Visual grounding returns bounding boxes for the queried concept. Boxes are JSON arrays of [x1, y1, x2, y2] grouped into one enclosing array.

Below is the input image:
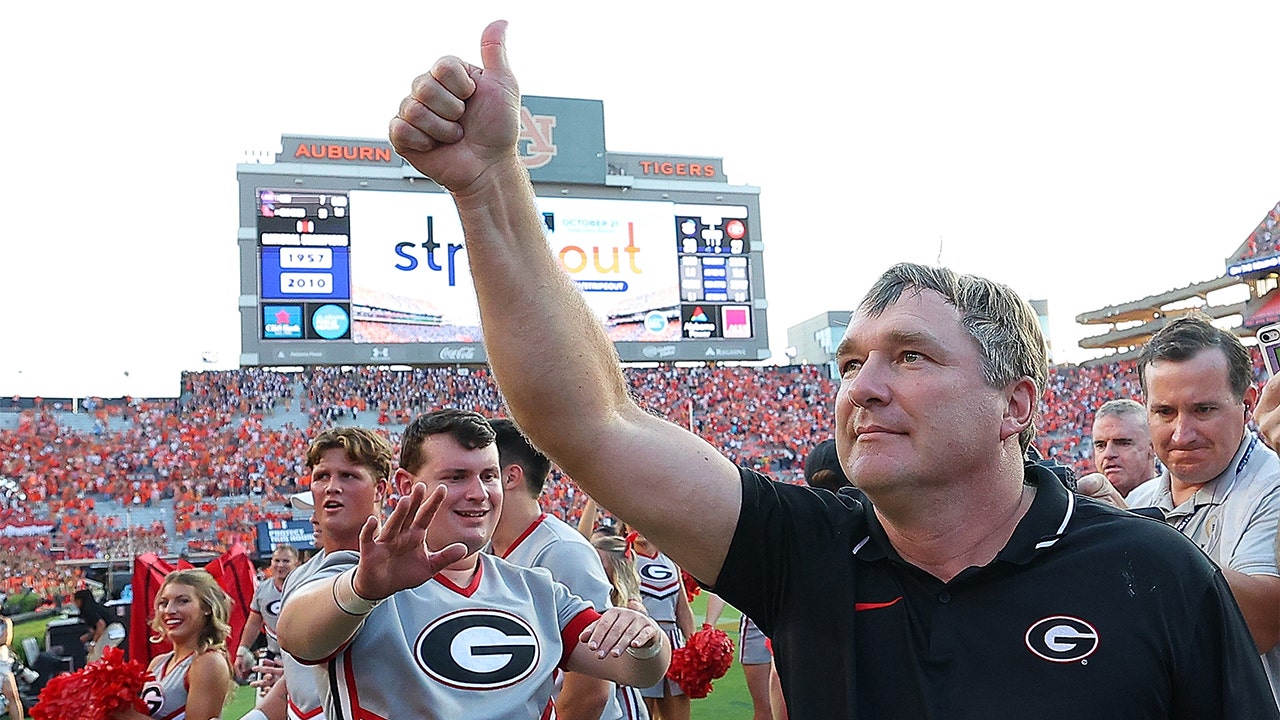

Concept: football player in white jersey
[[236, 544, 299, 679], [278, 410, 670, 720], [241, 429, 388, 720], [489, 417, 621, 720]]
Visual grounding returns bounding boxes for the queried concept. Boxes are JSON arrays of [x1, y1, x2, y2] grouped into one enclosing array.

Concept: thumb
[[480, 20, 510, 73], [432, 541, 470, 570]]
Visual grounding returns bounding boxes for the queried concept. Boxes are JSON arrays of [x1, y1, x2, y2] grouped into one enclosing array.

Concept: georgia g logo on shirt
[[141, 681, 164, 715], [1025, 616, 1099, 663], [414, 609, 541, 689], [638, 562, 680, 598]]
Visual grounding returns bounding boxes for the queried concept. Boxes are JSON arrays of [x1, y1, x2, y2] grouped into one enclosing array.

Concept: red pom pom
[[665, 626, 735, 699], [680, 568, 701, 604], [33, 646, 152, 720]]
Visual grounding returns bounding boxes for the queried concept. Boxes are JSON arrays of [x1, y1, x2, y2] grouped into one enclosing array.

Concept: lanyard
[[1173, 434, 1257, 533]]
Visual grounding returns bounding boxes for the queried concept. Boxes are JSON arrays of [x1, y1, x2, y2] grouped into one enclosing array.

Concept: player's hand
[[1075, 472, 1128, 509], [1256, 376, 1280, 451], [234, 647, 254, 677], [389, 20, 521, 196], [249, 659, 283, 690], [352, 482, 468, 599], [580, 607, 663, 659]]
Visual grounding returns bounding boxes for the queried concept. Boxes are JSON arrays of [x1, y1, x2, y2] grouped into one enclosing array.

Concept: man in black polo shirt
[[387, 20, 1277, 717]]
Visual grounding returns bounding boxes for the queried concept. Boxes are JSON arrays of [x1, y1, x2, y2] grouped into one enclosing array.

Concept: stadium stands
[[1, 353, 1270, 606]]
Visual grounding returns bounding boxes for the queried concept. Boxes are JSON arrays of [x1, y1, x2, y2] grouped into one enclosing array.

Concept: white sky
[[4, 1, 1278, 398]]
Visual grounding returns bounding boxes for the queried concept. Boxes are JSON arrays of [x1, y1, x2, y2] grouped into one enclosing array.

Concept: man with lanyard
[[1126, 313, 1280, 706], [386, 21, 1278, 717]]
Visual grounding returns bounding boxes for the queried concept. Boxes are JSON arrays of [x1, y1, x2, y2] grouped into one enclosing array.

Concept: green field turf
[[18, 591, 762, 719]]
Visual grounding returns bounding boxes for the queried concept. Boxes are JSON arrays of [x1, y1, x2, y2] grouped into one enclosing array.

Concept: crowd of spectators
[[0, 537, 85, 610], [1, 351, 1271, 607], [300, 365, 504, 427], [1236, 201, 1280, 263]]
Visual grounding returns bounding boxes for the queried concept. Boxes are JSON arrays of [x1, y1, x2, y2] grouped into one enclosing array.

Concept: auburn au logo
[[1025, 616, 1099, 663], [415, 609, 541, 689], [518, 107, 557, 169]]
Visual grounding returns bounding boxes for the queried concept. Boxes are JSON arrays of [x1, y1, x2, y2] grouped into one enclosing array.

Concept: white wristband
[[625, 638, 663, 660], [332, 568, 385, 616]]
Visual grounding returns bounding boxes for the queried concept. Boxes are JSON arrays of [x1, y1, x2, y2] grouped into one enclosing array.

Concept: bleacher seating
[[2, 352, 1270, 606]]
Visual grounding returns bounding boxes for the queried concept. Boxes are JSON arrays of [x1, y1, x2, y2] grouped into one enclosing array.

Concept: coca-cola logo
[[642, 345, 677, 359], [439, 346, 478, 361]]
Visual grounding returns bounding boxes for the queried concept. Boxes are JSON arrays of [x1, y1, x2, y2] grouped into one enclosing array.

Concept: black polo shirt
[[711, 464, 1278, 719]]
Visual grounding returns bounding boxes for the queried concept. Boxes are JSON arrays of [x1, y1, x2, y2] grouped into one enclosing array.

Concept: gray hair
[[858, 263, 1048, 453], [1093, 398, 1147, 424]]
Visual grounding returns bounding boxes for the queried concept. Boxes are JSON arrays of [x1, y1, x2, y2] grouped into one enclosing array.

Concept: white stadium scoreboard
[[238, 97, 768, 366]]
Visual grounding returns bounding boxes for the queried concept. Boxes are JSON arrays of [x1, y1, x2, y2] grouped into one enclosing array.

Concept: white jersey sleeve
[[279, 550, 329, 720]]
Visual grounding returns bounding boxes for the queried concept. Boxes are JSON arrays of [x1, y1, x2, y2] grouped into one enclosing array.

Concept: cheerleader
[[628, 531, 694, 720], [112, 569, 233, 720]]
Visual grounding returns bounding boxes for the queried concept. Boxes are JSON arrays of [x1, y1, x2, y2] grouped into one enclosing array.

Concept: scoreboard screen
[[239, 175, 767, 366]]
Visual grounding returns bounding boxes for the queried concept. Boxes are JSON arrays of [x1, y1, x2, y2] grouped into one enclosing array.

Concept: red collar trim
[[435, 560, 484, 597], [500, 514, 548, 559]]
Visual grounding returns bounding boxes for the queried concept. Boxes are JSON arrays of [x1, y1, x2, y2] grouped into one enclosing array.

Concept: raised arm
[[1258, 375, 1280, 450], [388, 20, 741, 585], [576, 495, 599, 539]]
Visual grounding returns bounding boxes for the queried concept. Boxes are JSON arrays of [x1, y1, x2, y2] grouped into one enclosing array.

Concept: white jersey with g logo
[[296, 550, 598, 720]]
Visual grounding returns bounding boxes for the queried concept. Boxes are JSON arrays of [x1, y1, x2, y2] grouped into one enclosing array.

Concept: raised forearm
[[576, 497, 599, 539], [277, 570, 374, 663], [455, 158, 632, 458]]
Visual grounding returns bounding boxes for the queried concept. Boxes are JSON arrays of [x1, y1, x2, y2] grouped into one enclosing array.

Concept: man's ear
[[1244, 384, 1260, 421], [1001, 376, 1037, 443], [503, 464, 524, 492], [391, 468, 411, 496]]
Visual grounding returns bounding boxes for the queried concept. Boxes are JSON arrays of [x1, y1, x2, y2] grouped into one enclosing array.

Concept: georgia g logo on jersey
[[638, 561, 680, 598], [141, 681, 164, 715], [414, 609, 541, 689], [267, 599, 283, 616], [1025, 616, 1099, 663]]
